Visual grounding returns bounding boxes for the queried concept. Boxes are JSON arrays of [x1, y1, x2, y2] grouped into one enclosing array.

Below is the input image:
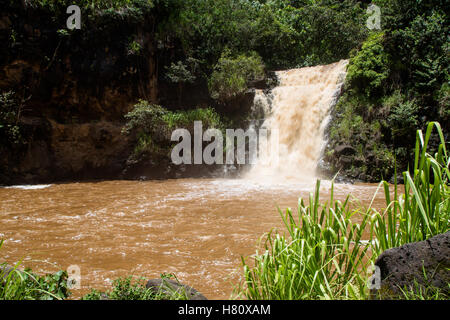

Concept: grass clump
[[237, 181, 372, 300], [371, 121, 449, 256], [397, 281, 450, 301], [82, 276, 154, 300]]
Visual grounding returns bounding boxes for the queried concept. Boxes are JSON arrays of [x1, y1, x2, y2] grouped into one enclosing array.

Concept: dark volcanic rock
[[334, 144, 356, 156], [372, 231, 450, 298], [146, 278, 207, 300]]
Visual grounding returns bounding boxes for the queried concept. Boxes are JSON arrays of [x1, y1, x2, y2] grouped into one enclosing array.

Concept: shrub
[[122, 100, 225, 158], [31, 0, 155, 11], [165, 59, 197, 85], [208, 50, 265, 102], [346, 32, 390, 96], [122, 100, 224, 137], [164, 58, 200, 107], [384, 91, 419, 140], [162, 107, 224, 130], [122, 100, 167, 136], [437, 82, 450, 121]]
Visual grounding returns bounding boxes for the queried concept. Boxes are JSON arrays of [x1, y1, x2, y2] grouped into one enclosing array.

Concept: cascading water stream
[[245, 59, 348, 182]]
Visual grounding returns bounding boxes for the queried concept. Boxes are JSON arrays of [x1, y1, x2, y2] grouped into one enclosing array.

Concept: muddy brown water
[[0, 178, 388, 299]]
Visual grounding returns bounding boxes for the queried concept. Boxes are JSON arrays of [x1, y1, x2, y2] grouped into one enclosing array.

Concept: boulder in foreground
[[372, 231, 450, 298]]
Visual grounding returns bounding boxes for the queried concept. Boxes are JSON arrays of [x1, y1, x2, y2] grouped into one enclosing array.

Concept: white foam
[[3, 184, 52, 190]]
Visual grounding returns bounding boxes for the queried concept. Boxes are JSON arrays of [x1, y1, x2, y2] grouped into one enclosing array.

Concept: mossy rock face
[[323, 90, 397, 183], [371, 231, 450, 299]]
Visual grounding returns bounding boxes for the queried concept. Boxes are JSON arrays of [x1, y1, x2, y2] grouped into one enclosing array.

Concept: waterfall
[[245, 59, 348, 181]]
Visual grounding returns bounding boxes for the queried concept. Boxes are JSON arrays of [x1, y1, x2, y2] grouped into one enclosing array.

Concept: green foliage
[[208, 50, 265, 101], [373, 0, 445, 30], [0, 91, 23, 146], [7, 0, 159, 26], [170, 0, 260, 68], [133, 132, 160, 157], [88, 276, 154, 300], [162, 108, 224, 130], [171, 0, 367, 70], [7, 0, 367, 105], [81, 288, 104, 300], [286, 1, 366, 67], [397, 280, 450, 301], [31, 0, 155, 11], [165, 58, 199, 84], [384, 91, 419, 140], [390, 11, 449, 98], [122, 100, 167, 136], [326, 92, 396, 181], [127, 39, 143, 56], [82, 274, 190, 300], [328, 0, 449, 181], [346, 32, 390, 96], [371, 122, 449, 255], [437, 83, 450, 119], [123, 100, 224, 135], [0, 269, 71, 300]]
